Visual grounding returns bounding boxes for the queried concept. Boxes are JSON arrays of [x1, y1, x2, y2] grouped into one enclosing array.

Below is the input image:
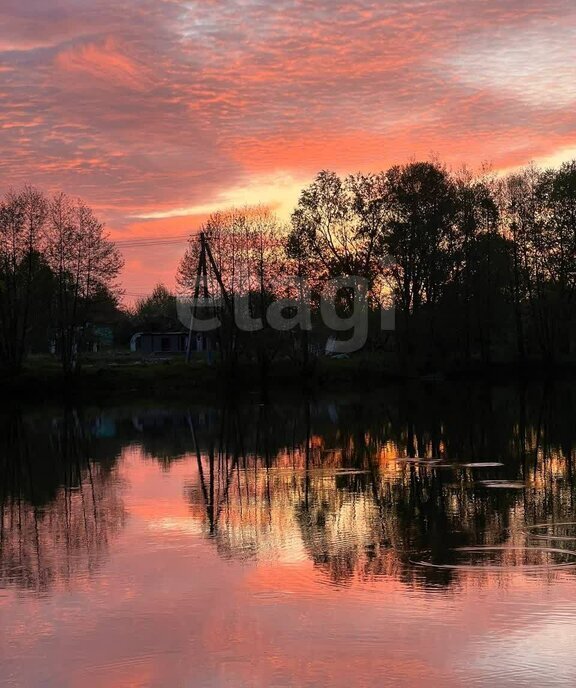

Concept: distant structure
[[49, 325, 115, 355], [130, 331, 205, 355]]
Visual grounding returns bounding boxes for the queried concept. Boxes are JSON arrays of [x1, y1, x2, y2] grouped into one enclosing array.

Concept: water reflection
[[1, 383, 576, 591], [1, 382, 576, 686], [0, 411, 125, 591], [177, 385, 576, 590]]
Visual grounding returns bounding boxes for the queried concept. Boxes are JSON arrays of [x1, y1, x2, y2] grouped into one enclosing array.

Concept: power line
[[116, 238, 189, 245], [112, 232, 199, 248], [114, 232, 192, 242]]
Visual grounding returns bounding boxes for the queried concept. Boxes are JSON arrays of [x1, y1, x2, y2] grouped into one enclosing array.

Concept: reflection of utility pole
[[187, 412, 212, 532], [188, 407, 245, 537]]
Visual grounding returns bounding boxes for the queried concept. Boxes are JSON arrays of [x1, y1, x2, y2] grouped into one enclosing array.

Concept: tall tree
[[502, 167, 551, 359], [287, 170, 384, 292], [452, 172, 504, 363], [0, 186, 50, 372], [45, 194, 123, 372], [378, 162, 458, 366], [539, 162, 576, 358]]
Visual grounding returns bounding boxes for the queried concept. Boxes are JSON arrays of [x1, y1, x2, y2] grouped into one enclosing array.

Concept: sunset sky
[[2, 0, 575, 300]]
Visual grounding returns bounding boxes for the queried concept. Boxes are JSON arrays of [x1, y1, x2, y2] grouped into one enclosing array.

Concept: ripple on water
[[410, 546, 576, 571], [477, 480, 525, 489], [462, 462, 505, 468], [525, 522, 576, 542]]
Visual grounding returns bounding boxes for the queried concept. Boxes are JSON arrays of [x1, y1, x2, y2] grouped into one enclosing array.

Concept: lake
[[1, 382, 576, 687]]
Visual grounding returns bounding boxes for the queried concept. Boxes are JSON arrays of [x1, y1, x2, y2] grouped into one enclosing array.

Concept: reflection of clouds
[[459, 611, 576, 685], [1, 385, 575, 597], [147, 516, 203, 537], [0, 394, 575, 687]]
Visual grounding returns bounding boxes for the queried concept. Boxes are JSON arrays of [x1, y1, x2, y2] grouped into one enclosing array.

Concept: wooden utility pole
[[185, 233, 206, 362], [185, 232, 237, 364]]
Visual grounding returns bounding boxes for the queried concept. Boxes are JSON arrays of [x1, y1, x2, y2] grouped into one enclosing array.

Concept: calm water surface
[[2, 383, 576, 687]]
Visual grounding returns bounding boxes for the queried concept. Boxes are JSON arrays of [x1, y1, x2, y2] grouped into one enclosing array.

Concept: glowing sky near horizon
[[1, 0, 576, 299]]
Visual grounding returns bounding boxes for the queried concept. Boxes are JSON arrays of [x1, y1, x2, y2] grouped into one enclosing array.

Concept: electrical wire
[[111, 231, 202, 248]]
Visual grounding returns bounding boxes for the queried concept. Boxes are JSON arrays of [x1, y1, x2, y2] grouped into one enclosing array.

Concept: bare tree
[[45, 194, 123, 372], [178, 207, 285, 297], [177, 207, 287, 372], [0, 186, 49, 372]]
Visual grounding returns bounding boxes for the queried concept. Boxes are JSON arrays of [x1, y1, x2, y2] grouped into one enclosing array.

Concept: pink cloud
[[55, 38, 153, 91], [1, 0, 575, 295]]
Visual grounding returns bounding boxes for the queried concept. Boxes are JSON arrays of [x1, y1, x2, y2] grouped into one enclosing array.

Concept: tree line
[[177, 160, 576, 371], [2, 158, 575, 376], [0, 187, 123, 373]]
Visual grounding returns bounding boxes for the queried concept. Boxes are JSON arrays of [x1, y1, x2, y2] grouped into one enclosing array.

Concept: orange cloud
[[1, 0, 576, 296], [55, 38, 152, 90]]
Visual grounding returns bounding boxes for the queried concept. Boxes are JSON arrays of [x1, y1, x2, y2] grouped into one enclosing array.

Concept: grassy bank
[[2, 352, 576, 407], [2, 356, 393, 404]]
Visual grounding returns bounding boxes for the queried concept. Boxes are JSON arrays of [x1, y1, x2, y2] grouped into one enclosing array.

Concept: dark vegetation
[[2, 159, 576, 399], [177, 160, 576, 380]]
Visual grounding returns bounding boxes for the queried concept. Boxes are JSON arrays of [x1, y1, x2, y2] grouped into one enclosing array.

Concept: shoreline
[[2, 356, 575, 406]]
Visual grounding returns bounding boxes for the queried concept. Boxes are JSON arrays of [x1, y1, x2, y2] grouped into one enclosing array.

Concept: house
[[130, 331, 206, 355], [130, 331, 187, 355]]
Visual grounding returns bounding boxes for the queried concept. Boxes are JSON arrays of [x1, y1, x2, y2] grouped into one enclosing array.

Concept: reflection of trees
[[0, 411, 126, 591], [1, 382, 574, 592], [186, 382, 576, 589]]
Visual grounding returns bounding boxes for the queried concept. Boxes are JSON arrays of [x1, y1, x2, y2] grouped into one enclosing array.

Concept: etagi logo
[[177, 276, 395, 354]]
